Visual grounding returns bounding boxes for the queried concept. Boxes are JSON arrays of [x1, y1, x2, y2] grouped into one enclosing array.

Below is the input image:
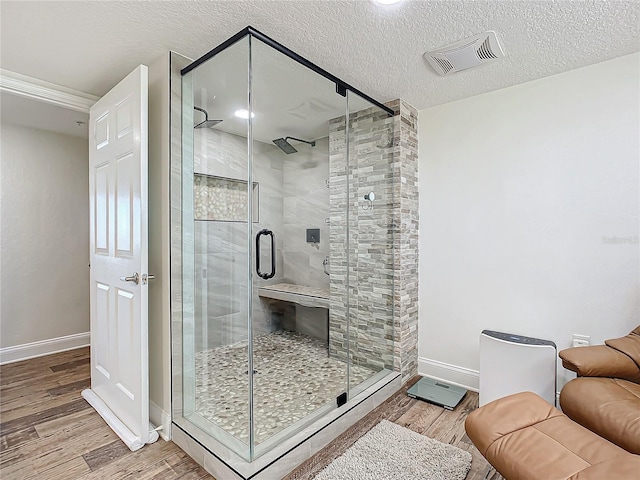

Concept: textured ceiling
[[1, 1, 638, 110]]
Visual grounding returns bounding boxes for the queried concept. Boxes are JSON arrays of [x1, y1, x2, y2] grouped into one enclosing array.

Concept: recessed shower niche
[[173, 27, 399, 478], [193, 173, 259, 222]]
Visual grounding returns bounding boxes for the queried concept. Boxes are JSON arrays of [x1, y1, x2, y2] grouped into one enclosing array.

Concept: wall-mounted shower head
[[273, 138, 297, 154], [272, 136, 316, 154], [194, 106, 223, 129]]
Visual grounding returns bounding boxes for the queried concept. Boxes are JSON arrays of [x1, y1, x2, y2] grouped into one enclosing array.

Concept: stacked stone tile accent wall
[[388, 99, 419, 384], [327, 118, 349, 364], [328, 106, 396, 374], [328, 99, 419, 384]]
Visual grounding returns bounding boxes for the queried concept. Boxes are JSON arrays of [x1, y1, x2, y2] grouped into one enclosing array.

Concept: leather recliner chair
[[465, 326, 640, 479]]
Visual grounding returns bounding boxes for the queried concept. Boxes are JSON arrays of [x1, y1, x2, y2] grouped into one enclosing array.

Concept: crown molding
[[0, 69, 99, 113]]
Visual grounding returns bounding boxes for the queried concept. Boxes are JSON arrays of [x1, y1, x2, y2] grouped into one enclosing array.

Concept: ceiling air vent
[[424, 31, 504, 76]]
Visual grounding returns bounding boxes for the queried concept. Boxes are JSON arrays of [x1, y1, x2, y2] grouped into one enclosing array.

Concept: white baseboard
[[0, 332, 90, 365], [418, 356, 480, 392], [150, 400, 172, 441]]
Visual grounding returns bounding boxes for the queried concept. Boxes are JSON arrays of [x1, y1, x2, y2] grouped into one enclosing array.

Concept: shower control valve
[[363, 191, 376, 211]]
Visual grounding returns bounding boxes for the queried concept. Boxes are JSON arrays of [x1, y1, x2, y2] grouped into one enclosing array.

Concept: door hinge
[[337, 392, 347, 407]]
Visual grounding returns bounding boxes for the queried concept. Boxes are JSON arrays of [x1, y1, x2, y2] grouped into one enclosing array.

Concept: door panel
[[95, 163, 110, 253], [95, 282, 111, 379], [116, 152, 135, 256], [88, 65, 149, 447], [95, 112, 110, 149], [116, 286, 135, 399], [116, 96, 133, 138]]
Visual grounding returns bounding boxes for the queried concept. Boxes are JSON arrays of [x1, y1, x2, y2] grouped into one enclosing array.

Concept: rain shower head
[[272, 136, 316, 154], [194, 106, 223, 129], [273, 138, 297, 154]]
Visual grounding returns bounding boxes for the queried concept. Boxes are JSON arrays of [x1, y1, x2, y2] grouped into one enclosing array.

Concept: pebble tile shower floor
[[194, 330, 374, 444]]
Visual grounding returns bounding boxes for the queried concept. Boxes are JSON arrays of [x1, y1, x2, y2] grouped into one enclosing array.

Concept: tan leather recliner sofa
[[559, 326, 640, 455], [465, 327, 640, 479]]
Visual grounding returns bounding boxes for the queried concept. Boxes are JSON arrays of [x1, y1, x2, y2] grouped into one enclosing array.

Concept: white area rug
[[314, 420, 472, 480]]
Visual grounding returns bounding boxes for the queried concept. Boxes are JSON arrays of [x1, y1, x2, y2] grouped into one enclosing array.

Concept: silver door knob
[[142, 274, 155, 284], [120, 273, 139, 285]]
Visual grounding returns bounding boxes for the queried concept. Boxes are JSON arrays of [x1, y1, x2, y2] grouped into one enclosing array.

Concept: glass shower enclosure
[[175, 27, 396, 462]]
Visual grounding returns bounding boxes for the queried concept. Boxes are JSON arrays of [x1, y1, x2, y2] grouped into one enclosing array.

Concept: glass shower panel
[[181, 36, 252, 458], [249, 37, 348, 452], [345, 91, 395, 394], [177, 27, 399, 465]]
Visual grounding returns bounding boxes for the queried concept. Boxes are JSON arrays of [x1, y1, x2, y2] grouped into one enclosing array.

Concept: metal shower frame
[[181, 26, 394, 116]]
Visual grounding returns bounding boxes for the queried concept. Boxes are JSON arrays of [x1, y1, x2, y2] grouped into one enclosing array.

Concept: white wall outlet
[[572, 334, 590, 348]]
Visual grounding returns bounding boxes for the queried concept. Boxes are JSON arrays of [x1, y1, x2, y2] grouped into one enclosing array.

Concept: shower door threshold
[[172, 370, 401, 480]]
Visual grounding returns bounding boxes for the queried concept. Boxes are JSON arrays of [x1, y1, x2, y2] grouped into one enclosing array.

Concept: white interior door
[[88, 65, 150, 448]]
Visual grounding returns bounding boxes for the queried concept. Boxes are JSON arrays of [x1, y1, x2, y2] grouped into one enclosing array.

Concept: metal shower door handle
[[256, 229, 276, 279]]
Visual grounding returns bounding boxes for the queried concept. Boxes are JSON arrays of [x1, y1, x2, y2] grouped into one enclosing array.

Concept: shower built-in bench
[[258, 283, 329, 340], [257, 283, 329, 308]]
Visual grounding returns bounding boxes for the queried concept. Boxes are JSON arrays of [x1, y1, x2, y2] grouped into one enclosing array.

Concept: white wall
[[148, 52, 172, 435], [0, 123, 89, 353], [418, 53, 640, 391]]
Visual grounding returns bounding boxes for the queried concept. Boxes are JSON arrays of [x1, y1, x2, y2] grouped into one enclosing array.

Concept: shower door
[[249, 39, 349, 455]]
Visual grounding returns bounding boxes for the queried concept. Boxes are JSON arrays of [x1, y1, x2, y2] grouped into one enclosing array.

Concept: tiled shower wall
[[328, 100, 419, 382], [193, 130, 285, 350], [328, 107, 396, 373], [282, 137, 330, 290], [388, 99, 419, 383], [281, 137, 330, 339], [191, 130, 331, 350]]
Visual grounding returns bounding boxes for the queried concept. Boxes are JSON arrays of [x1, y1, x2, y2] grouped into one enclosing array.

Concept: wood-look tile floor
[[0, 348, 501, 480]]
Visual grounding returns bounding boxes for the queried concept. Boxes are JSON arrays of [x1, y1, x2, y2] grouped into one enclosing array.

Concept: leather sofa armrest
[[559, 345, 640, 381], [606, 329, 640, 368], [465, 391, 561, 455]]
